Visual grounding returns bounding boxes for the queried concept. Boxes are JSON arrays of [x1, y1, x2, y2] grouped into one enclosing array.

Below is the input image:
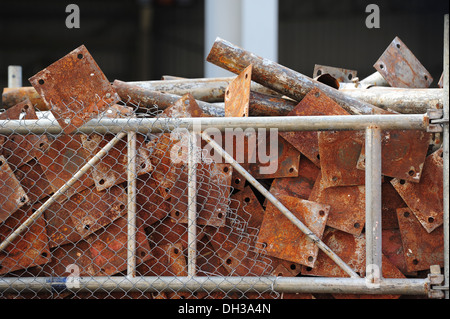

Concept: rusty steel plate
[[318, 130, 366, 188], [0, 156, 29, 223], [14, 159, 53, 204], [309, 172, 365, 236], [35, 134, 95, 203], [256, 194, 330, 267], [81, 133, 153, 191], [146, 217, 206, 250], [302, 227, 365, 277], [244, 132, 301, 179], [357, 130, 431, 183], [268, 156, 320, 206], [29, 45, 120, 134], [0, 99, 50, 170], [42, 184, 127, 248], [381, 181, 405, 230], [0, 206, 51, 275], [391, 149, 443, 233], [170, 163, 232, 227], [396, 207, 444, 272], [206, 226, 273, 276], [149, 94, 206, 199], [136, 173, 171, 228], [230, 186, 265, 231], [382, 229, 410, 275], [313, 65, 358, 83], [374, 37, 433, 88], [87, 216, 152, 276], [225, 64, 252, 117], [279, 88, 349, 168]]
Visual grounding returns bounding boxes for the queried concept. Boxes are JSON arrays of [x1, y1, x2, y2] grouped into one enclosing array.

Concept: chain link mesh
[[0, 98, 291, 300]]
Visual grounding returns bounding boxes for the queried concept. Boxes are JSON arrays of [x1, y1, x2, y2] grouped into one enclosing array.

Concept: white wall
[[204, 0, 278, 78]]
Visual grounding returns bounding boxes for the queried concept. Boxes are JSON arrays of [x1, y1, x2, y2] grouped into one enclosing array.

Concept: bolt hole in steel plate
[[396, 207, 444, 273], [0, 206, 51, 275], [28, 45, 120, 134], [313, 65, 358, 84], [374, 37, 433, 88], [391, 148, 443, 233], [256, 194, 330, 267], [0, 155, 30, 223]]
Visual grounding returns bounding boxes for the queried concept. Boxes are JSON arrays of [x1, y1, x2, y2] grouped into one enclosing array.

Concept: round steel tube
[[0, 114, 428, 135]]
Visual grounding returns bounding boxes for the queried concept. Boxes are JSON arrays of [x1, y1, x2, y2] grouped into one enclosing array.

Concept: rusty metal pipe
[[340, 87, 443, 114], [201, 131, 360, 279], [0, 132, 127, 252], [206, 37, 386, 115], [127, 77, 279, 103]]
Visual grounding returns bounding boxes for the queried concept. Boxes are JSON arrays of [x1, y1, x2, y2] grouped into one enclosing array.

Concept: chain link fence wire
[[0, 97, 291, 300]]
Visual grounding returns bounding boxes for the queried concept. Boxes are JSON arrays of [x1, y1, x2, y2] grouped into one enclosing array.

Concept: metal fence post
[[127, 130, 137, 278], [365, 126, 383, 284], [8, 65, 22, 88]]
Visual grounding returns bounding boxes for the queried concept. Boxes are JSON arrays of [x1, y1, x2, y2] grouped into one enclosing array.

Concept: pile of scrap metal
[[0, 35, 445, 299]]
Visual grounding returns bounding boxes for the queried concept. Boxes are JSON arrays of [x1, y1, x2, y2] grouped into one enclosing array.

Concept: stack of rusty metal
[[0, 35, 445, 299]]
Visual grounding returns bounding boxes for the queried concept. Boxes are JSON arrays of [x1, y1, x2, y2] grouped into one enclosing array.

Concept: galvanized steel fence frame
[[0, 15, 448, 300]]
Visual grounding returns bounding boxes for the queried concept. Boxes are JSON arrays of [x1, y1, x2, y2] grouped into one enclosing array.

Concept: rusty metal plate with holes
[[244, 133, 301, 179], [136, 173, 171, 228], [256, 194, 330, 267], [332, 255, 405, 299], [29, 45, 120, 134], [269, 156, 320, 204], [42, 184, 127, 248], [382, 229, 410, 275], [0, 156, 29, 223], [81, 133, 152, 192], [357, 130, 431, 183], [14, 159, 53, 204], [309, 172, 365, 236], [279, 88, 349, 168], [206, 226, 273, 276], [0, 99, 50, 170], [302, 227, 365, 277], [87, 216, 152, 276], [374, 37, 433, 88], [396, 207, 444, 272], [230, 186, 265, 231], [35, 134, 95, 203], [318, 130, 366, 188], [313, 65, 357, 83], [225, 64, 252, 117], [391, 148, 443, 233], [231, 170, 246, 191], [0, 207, 51, 275], [170, 163, 232, 227]]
